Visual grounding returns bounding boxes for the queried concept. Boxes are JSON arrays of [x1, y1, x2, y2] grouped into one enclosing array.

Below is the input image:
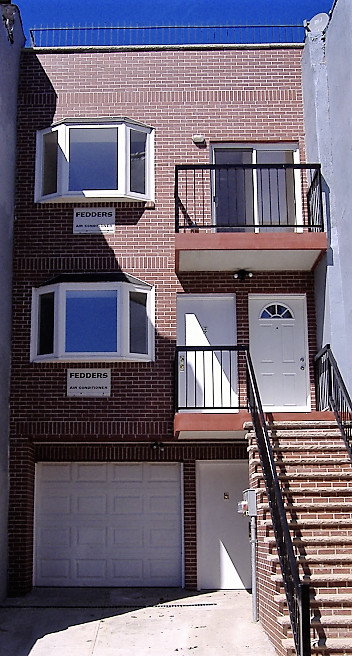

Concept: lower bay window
[[31, 274, 154, 362]]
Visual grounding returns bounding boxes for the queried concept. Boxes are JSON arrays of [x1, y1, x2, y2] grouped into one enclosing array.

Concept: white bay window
[[35, 118, 154, 203], [31, 274, 155, 362]]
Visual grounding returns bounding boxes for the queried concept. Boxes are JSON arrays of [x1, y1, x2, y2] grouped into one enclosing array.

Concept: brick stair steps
[[282, 637, 352, 654], [263, 517, 352, 527], [247, 419, 352, 656], [253, 471, 352, 481], [279, 614, 352, 629], [268, 553, 352, 564], [274, 592, 352, 606]]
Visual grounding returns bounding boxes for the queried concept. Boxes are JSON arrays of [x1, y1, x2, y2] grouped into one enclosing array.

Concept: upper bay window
[[31, 273, 155, 362], [35, 118, 154, 203]]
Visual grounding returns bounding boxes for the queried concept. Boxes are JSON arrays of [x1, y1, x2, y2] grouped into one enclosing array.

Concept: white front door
[[197, 461, 251, 590], [249, 295, 310, 411], [34, 462, 183, 586], [176, 295, 237, 411]]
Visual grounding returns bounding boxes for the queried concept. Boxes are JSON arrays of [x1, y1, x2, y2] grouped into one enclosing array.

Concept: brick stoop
[[246, 420, 352, 656]]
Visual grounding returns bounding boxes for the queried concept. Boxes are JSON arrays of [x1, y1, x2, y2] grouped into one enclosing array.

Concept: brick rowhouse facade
[[10, 41, 318, 619]]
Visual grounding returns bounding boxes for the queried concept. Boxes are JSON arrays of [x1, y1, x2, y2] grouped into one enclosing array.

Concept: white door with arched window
[[249, 295, 310, 411]]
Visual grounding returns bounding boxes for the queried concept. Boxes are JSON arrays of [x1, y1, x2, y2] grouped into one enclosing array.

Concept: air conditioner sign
[[73, 208, 115, 234], [67, 369, 111, 397]]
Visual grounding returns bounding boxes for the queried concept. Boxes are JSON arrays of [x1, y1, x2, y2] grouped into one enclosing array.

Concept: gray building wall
[[302, 0, 352, 392], [0, 3, 25, 599]]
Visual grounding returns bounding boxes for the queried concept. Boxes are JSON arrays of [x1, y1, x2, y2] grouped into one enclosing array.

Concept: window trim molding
[[34, 118, 155, 204], [30, 280, 155, 363]]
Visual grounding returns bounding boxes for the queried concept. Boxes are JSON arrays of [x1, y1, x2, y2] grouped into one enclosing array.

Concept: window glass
[[42, 131, 58, 196], [65, 290, 118, 352], [130, 130, 146, 194], [129, 291, 148, 354], [260, 304, 293, 319], [69, 128, 118, 191], [38, 292, 55, 355]]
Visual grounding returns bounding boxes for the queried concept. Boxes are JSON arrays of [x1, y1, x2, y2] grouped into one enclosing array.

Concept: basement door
[[249, 295, 310, 412], [34, 462, 183, 586], [176, 294, 238, 411], [197, 461, 251, 590]]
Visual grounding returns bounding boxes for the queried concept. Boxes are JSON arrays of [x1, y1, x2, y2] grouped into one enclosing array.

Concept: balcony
[[175, 163, 327, 272], [174, 345, 251, 436]]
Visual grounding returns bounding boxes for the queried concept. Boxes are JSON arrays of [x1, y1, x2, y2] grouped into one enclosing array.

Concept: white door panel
[[177, 295, 237, 411], [197, 461, 251, 589], [34, 462, 182, 587], [249, 295, 310, 411]]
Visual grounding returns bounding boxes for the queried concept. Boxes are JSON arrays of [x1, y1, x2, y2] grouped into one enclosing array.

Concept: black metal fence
[[175, 164, 323, 233], [314, 344, 352, 461], [29, 24, 305, 48], [175, 345, 247, 411]]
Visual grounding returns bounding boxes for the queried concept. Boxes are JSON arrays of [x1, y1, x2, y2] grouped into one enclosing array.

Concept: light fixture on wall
[[192, 134, 206, 147], [151, 441, 165, 452], [233, 269, 253, 282]]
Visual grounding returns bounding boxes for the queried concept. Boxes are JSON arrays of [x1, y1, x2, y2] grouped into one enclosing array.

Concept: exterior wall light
[[192, 134, 206, 146], [233, 270, 253, 281]]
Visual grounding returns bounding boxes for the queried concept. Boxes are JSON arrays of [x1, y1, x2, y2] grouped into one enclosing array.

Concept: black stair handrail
[[314, 344, 352, 461], [245, 350, 311, 656]]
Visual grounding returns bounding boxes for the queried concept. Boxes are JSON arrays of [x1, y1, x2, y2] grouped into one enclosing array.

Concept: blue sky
[[18, 0, 333, 43]]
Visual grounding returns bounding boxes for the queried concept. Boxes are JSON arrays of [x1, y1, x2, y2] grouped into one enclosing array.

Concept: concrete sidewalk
[[0, 588, 277, 656]]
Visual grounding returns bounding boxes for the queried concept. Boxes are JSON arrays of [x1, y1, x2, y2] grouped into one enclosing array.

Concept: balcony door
[[176, 294, 238, 412], [212, 144, 301, 231]]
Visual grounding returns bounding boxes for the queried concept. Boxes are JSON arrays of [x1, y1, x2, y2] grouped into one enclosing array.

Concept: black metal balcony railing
[[175, 344, 311, 656], [175, 345, 246, 411], [314, 344, 352, 462], [175, 163, 323, 233]]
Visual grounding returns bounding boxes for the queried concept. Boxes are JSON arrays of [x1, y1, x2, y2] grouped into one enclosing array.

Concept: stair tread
[[272, 573, 352, 583], [263, 518, 352, 526], [275, 592, 352, 603], [282, 637, 352, 649], [268, 553, 352, 563], [265, 535, 352, 544], [278, 615, 352, 626]]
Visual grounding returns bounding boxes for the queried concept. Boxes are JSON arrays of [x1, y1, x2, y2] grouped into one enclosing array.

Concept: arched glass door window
[[260, 303, 294, 319]]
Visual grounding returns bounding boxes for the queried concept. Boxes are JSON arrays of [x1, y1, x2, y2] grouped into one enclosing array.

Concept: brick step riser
[[270, 563, 352, 577], [256, 489, 352, 503]]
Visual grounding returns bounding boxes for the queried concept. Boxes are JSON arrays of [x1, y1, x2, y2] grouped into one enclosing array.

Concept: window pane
[[69, 128, 118, 191], [38, 292, 54, 355], [42, 131, 58, 196], [129, 292, 148, 354], [130, 130, 146, 194], [65, 290, 117, 353]]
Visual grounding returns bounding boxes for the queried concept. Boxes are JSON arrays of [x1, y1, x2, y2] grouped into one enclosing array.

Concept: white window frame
[[30, 281, 155, 362], [35, 118, 155, 203], [210, 142, 302, 232]]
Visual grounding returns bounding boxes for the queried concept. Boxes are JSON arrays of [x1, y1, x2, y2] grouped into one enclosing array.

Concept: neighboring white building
[[302, 0, 352, 392], [0, 1, 25, 599]]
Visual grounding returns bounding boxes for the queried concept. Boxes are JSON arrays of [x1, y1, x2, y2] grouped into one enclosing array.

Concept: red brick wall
[[9, 44, 309, 594]]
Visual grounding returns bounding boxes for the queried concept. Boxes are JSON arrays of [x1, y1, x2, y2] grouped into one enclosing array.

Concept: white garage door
[[34, 462, 183, 587]]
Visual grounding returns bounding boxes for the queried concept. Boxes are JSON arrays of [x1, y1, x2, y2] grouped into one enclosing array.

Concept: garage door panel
[[76, 463, 108, 482], [111, 463, 144, 482], [39, 464, 72, 482], [34, 462, 182, 587], [112, 495, 144, 514], [76, 494, 107, 514], [40, 495, 71, 515]]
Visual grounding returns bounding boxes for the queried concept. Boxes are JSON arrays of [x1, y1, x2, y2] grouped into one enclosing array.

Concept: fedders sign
[[73, 208, 115, 234], [67, 369, 111, 397]]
